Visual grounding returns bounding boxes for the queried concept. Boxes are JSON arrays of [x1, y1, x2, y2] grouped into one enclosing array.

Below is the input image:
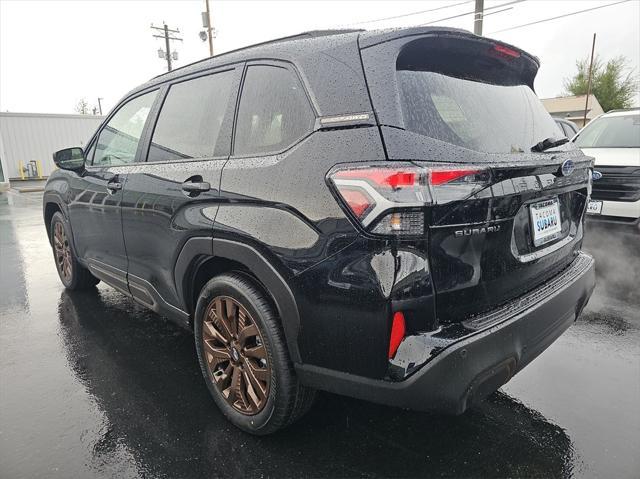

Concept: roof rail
[[152, 29, 363, 80]]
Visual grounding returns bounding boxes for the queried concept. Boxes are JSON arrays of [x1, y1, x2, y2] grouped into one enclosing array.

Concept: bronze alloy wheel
[[202, 296, 270, 415], [53, 221, 72, 282]]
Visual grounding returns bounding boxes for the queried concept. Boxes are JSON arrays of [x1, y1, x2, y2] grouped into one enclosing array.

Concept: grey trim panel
[[86, 259, 130, 296], [86, 259, 190, 327], [128, 272, 190, 326]]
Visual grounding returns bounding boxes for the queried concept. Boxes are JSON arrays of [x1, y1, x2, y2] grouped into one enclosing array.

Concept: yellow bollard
[[36, 160, 43, 179], [18, 161, 25, 180]]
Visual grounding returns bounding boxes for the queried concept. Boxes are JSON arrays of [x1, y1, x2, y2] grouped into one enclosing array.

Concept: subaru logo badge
[[560, 159, 575, 177], [592, 170, 603, 181]]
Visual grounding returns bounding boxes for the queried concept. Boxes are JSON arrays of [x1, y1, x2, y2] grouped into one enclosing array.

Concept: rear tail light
[[328, 163, 490, 235], [430, 168, 484, 185], [388, 311, 406, 359], [371, 211, 424, 236], [339, 188, 374, 218], [492, 44, 521, 59]]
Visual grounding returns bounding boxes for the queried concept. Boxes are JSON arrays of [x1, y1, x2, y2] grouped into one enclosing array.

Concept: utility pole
[[583, 33, 597, 127], [151, 22, 183, 72], [97, 97, 103, 116], [474, 0, 484, 36], [205, 0, 214, 57]]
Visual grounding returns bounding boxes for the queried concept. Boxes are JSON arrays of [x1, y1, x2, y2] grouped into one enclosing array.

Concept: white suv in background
[[574, 109, 640, 227]]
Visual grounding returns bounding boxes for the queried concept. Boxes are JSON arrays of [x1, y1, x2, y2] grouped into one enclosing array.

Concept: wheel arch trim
[[42, 194, 84, 264], [175, 237, 302, 363], [42, 193, 67, 238]]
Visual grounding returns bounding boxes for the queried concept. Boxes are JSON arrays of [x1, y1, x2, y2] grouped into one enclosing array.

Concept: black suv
[[44, 27, 596, 434]]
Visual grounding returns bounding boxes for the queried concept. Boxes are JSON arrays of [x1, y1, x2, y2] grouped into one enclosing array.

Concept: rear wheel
[[194, 273, 315, 434], [50, 212, 99, 290]]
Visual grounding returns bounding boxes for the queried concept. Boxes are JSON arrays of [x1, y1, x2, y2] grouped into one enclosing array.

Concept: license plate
[[530, 198, 562, 247], [587, 200, 603, 215]]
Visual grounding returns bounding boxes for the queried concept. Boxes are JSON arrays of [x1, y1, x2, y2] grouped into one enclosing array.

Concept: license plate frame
[[530, 197, 562, 247], [586, 199, 603, 215]]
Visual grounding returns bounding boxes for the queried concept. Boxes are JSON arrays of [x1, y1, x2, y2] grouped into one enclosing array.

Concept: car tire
[[194, 272, 315, 435], [50, 212, 100, 290]]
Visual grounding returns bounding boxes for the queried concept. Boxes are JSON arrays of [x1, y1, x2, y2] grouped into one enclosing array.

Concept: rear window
[[396, 37, 561, 154], [574, 114, 640, 148], [398, 72, 561, 154]]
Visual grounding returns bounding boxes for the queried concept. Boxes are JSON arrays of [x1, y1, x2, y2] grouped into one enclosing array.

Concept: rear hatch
[[358, 29, 593, 323]]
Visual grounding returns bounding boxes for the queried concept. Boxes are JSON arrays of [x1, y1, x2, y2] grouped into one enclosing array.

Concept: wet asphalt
[[0, 190, 638, 479]]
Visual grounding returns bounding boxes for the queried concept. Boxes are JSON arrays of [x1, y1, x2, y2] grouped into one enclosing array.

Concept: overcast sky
[[1, 0, 638, 115]]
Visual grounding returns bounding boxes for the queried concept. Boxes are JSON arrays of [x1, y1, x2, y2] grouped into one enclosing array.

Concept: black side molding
[[175, 237, 302, 362]]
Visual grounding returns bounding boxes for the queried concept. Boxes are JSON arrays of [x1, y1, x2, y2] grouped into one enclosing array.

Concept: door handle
[[181, 180, 211, 193]]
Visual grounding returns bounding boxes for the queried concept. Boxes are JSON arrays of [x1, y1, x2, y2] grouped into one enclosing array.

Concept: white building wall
[[0, 112, 103, 179]]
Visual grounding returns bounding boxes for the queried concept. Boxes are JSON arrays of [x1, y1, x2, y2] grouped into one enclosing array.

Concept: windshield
[[574, 114, 640, 148], [398, 71, 563, 154]]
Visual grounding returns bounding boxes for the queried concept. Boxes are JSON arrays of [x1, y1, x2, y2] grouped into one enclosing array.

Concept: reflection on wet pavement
[[1, 191, 638, 478]]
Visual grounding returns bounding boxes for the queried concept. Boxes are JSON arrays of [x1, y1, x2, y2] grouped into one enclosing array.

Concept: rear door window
[[148, 70, 235, 162], [234, 65, 314, 156]]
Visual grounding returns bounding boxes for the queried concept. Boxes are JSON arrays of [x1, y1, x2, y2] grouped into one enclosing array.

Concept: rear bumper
[[296, 252, 595, 414]]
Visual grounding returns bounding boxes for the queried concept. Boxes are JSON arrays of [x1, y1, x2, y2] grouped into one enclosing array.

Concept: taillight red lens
[[388, 311, 406, 359], [340, 188, 373, 218], [492, 44, 521, 58], [430, 168, 483, 185], [333, 168, 418, 189]]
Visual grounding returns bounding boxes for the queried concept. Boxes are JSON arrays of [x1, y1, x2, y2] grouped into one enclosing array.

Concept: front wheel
[[194, 273, 315, 435], [50, 212, 99, 290]]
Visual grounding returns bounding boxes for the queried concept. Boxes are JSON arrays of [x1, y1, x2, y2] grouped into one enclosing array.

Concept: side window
[[93, 91, 157, 166], [234, 65, 314, 156], [563, 122, 576, 138], [148, 70, 234, 162]]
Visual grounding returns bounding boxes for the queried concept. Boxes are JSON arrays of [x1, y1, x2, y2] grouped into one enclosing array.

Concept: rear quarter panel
[[216, 127, 388, 373]]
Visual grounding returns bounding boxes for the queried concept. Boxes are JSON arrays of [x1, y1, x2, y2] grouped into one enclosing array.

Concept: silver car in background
[[574, 109, 640, 227]]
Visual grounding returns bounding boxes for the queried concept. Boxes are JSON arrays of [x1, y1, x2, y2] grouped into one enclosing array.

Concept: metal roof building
[[0, 112, 103, 181]]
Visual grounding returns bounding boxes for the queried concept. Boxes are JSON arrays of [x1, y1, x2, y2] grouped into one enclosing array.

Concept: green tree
[[563, 55, 638, 112]]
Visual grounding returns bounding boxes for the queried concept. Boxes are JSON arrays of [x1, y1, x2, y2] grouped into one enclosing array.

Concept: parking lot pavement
[[1, 190, 638, 479]]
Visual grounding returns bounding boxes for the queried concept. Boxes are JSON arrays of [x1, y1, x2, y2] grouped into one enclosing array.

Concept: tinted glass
[[398, 71, 560, 154], [574, 114, 640, 148], [234, 65, 314, 156], [148, 70, 234, 162], [93, 91, 157, 166]]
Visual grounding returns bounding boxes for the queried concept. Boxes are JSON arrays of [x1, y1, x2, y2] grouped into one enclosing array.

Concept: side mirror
[[53, 147, 85, 171]]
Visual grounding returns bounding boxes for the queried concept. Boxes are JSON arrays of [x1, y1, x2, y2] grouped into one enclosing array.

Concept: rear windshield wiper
[[531, 137, 569, 152]]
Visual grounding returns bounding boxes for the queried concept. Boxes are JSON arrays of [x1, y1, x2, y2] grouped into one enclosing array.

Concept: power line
[[483, 6, 515, 18], [345, 0, 472, 27], [489, 0, 632, 34], [419, 0, 525, 26]]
